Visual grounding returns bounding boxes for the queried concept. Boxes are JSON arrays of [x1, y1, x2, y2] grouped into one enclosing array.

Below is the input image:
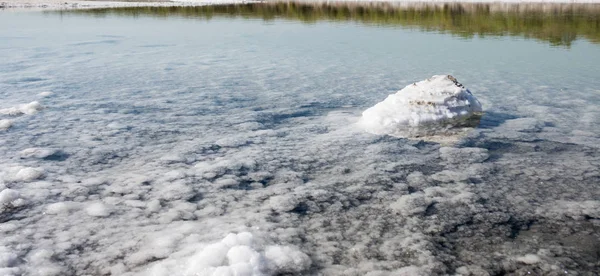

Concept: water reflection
[[54, 1, 600, 47]]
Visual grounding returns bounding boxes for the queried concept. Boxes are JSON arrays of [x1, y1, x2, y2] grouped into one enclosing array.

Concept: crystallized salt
[[85, 202, 111, 217], [516, 254, 541, 264], [0, 119, 12, 131], [39, 91, 54, 97], [0, 189, 20, 206], [14, 167, 45, 182], [19, 148, 60, 159], [147, 232, 311, 276], [0, 101, 43, 116], [359, 75, 482, 138], [45, 202, 81, 215]]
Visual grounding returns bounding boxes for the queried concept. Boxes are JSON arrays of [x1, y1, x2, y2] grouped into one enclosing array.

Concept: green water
[[58, 1, 600, 47]]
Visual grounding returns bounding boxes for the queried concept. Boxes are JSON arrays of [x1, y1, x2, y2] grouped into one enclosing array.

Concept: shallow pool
[[1, 2, 599, 275]]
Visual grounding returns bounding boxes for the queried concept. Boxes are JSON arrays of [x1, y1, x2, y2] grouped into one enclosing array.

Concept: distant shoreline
[[0, 0, 247, 10], [2, 0, 600, 11]]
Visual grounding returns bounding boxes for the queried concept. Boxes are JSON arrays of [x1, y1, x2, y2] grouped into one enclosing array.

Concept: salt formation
[[0, 119, 12, 131], [146, 232, 311, 276], [39, 91, 54, 97], [359, 75, 482, 138], [0, 189, 21, 207], [0, 101, 43, 116]]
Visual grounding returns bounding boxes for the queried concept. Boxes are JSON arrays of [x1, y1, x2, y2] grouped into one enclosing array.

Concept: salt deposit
[[359, 75, 482, 138], [14, 167, 45, 182], [0, 246, 19, 276], [0, 189, 20, 206], [38, 91, 54, 97], [144, 232, 311, 276], [0, 101, 43, 116], [19, 148, 60, 159], [516, 254, 542, 264], [45, 202, 81, 214], [0, 120, 12, 131], [85, 202, 112, 217]]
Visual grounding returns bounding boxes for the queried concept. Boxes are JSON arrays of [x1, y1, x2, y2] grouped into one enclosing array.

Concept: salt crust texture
[[146, 232, 311, 276], [359, 75, 482, 138], [1, 94, 597, 275]]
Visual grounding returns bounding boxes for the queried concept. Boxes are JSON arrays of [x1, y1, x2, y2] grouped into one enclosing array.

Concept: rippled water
[[1, 2, 599, 276]]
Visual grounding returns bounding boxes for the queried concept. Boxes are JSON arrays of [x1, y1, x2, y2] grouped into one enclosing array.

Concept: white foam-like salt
[[0, 250, 18, 268], [39, 91, 54, 97], [359, 75, 482, 137], [14, 167, 45, 182], [0, 189, 20, 206], [0, 246, 19, 275], [146, 232, 310, 276], [0, 120, 12, 131], [516, 254, 542, 264], [0, 101, 43, 116], [26, 249, 65, 276], [45, 202, 81, 215], [263, 245, 312, 273], [85, 202, 111, 217], [19, 148, 59, 159]]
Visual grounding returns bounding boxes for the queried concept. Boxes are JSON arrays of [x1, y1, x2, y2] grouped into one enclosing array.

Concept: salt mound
[[359, 75, 482, 138]]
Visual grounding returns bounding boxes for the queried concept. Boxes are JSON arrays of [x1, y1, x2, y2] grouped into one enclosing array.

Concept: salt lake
[[1, 2, 599, 275]]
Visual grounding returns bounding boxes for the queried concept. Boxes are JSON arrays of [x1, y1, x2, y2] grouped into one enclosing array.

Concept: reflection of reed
[[56, 1, 600, 47]]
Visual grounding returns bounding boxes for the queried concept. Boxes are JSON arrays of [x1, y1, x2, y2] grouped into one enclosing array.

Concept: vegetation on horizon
[[57, 2, 600, 47]]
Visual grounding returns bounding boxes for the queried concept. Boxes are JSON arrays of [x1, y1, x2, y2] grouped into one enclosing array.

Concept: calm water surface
[[0, 3, 599, 276]]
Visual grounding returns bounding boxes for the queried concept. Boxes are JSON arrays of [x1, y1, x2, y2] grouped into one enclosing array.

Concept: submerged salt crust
[[1, 9, 599, 276], [359, 75, 482, 138]]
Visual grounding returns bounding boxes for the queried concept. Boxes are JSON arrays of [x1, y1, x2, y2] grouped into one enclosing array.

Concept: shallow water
[[1, 2, 600, 276]]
